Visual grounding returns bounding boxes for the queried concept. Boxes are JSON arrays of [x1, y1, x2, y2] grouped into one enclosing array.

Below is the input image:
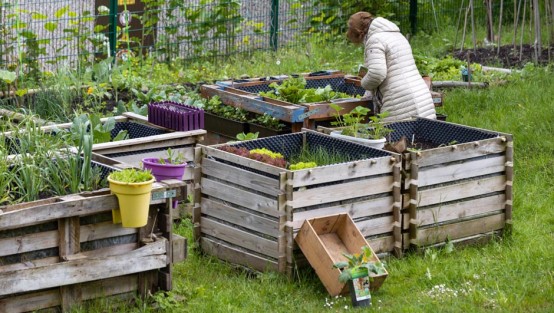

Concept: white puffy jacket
[[360, 17, 436, 122]]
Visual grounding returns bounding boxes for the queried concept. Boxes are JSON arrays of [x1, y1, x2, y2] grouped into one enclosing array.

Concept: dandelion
[[276, 59, 281, 65], [87, 86, 94, 95]]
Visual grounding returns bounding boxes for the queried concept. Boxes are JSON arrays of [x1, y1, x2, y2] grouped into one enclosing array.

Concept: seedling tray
[[147, 101, 204, 131]]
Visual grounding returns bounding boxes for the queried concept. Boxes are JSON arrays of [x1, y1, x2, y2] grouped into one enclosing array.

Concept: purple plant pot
[[142, 157, 187, 207]]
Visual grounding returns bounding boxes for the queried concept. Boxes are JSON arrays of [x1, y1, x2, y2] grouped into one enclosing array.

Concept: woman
[[347, 12, 436, 122]]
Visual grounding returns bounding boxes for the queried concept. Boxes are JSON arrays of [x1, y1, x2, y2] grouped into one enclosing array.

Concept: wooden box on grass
[[195, 131, 402, 276], [0, 180, 187, 312], [295, 213, 388, 296]]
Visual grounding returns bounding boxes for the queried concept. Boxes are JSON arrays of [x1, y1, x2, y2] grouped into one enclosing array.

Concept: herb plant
[[158, 148, 186, 165], [109, 168, 154, 183], [333, 246, 387, 283]]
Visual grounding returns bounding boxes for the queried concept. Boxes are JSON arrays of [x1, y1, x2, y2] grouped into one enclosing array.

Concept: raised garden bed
[[200, 71, 371, 132], [194, 131, 402, 275], [318, 118, 513, 250], [0, 180, 187, 312]]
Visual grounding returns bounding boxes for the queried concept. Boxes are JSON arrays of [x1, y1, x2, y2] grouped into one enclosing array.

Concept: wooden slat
[[80, 221, 138, 243], [92, 131, 205, 155], [0, 289, 60, 313], [403, 194, 506, 230], [301, 99, 371, 119], [0, 239, 167, 296], [201, 237, 279, 272], [0, 230, 58, 257], [289, 175, 393, 208], [0, 183, 178, 231], [80, 274, 138, 300], [406, 213, 505, 247], [412, 138, 506, 167], [202, 157, 281, 195], [288, 157, 393, 188], [366, 235, 395, 255], [201, 198, 280, 238], [201, 146, 285, 176], [289, 196, 394, 230], [416, 155, 506, 187], [417, 175, 506, 207], [201, 178, 281, 217], [355, 216, 395, 238], [200, 217, 279, 258]]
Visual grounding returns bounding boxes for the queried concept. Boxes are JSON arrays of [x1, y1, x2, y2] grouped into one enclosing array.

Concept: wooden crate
[[200, 72, 371, 131], [194, 131, 402, 275], [0, 180, 187, 312], [295, 213, 388, 296], [317, 118, 513, 250]]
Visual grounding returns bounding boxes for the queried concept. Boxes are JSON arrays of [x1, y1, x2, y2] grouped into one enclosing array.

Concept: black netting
[[103, 144, 192, 159], [92, 160, 118, 181], [111, 122, 167, 139], [235, 76, 366, 97], [231, 131, 392, 161], [386, 118, 499, 145]]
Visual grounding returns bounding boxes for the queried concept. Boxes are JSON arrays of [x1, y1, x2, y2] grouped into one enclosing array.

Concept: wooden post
[[58, 214, 82, 312], [504, 137, 514, 235], [193, 146, 203, 244], [408, 152, 419, 250], [392, 157, 403, 258]]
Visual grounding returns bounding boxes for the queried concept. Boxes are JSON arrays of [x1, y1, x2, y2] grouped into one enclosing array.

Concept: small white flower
[[276, 59, 281, 65]]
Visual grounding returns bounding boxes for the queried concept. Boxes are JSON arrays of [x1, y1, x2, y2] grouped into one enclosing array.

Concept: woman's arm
[[360, 40, 387, 91]]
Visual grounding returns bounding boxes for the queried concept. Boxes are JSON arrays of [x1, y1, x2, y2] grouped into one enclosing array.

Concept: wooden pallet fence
[[195, 131, 402, 276], [0, 180, 187, 313]]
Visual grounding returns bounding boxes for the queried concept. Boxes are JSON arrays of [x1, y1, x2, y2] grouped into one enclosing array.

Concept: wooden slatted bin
[[195, 131, 402, 275], [0, 180, 187, 312], [295, 213, 388, 296], [389, 118, 513, 249]]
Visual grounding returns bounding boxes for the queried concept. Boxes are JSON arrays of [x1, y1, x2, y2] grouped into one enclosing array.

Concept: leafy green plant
[[260, 77, 353, 104], [289, 161, 317, 170], [333, 246, 387, 283], [108, 168, 153, 183], [235, 132, 259, 141], [158, 148, 186, 165], [204, 95, 248, 122], [249, 113, 286, 131], [331, 104, 393, 139], [289, 144, 354, 167]]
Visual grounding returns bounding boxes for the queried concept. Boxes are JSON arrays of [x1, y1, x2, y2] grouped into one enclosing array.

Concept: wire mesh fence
[[0, 0, 511, 73]]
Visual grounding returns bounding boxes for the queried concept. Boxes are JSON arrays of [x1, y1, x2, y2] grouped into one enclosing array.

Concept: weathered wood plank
[[416, 175, 506, 207], [366, 235, 395, 255], [92, 131, 205, 155], [80, 221, 138, 243], [202, 157, 281, 195], [406, 213, 505, 247], [411, 137, 506, 167], [201, 178, 281, 217], [0, 289, 60, 313], [288, 157, 393, 188], [289, 196, 394, 230], [200, 217, 280, 258], [201, 198, 280, 238], [80, 274, 138, 300], [0, 239, 167, 296], [201, 237, 279, 272], [403, 194, 506, 230], [0, 230, 58, 257], [416, 155, 506, 187], [301, 99, 371, 119], [201, 146, 285, 176], [355, 215, 395, 238], [289, 175, 393, 208], [0, 183, 179, 231]]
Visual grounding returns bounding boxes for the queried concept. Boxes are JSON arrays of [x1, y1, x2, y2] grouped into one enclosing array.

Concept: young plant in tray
[[204, 95, 248, 122], [259, 77, 354, 104]]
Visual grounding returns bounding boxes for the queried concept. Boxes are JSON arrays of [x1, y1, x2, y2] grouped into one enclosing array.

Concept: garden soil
[[453, 44, 554, 68]]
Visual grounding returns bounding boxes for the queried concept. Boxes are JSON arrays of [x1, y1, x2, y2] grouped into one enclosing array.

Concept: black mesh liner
[[230, 132, 392, 160], [235, 77, 366, 97], [385, 118, 499, 145], [110, 121, 167, 139], [103, 144, 191, 159]]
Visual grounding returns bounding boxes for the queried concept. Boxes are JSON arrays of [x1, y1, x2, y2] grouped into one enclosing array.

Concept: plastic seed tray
[[147, 101, 204, 131]]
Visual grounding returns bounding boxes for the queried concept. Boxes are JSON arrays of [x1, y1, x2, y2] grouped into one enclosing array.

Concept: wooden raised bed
[[194, 131, 402, 275], [318, 118, 513, 250], [0, 180, 187, 312], [200, 71, 371, 132]]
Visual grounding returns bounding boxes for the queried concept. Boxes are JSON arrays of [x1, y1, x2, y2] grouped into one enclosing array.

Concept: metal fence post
[[109, 0, 118, 58], [270, 0, 279, 51], [409, 0, 418, 34]]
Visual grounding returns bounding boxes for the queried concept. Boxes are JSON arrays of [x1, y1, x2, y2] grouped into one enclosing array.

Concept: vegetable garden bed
[[194, 131, 402, 275], [319, 118, 513, 250]]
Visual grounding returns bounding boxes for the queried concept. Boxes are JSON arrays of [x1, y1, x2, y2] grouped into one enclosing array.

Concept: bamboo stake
[[461, 4, 470, 52], [454, 0, 466, 52], [520, 0, 528, 61], [532, 0, 541, 62], [498, 0, 504, 54], [485, 0, 494, 43], [470, 0, 477, 52], [513, 0, 522, 49]]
